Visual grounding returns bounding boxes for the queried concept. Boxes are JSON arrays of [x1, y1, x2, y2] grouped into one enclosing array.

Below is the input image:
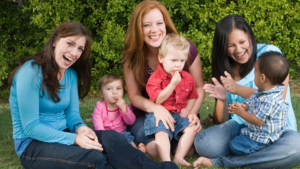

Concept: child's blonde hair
[[159, 33, 190, 58], [98, 74, 126, 96]]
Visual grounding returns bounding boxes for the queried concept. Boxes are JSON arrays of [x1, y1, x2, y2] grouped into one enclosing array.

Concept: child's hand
[[242, 103, 249, 111], [228, 102, 244, 115], [221, 71, 239, 94], [115, 97, 128, 113], [180, 108, 189, 117], [170, 71, 181, 87]]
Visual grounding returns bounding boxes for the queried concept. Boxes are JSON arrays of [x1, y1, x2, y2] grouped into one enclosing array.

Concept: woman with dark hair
[[122, 0, 204, 160], [193, 15, 300, 168], [9, 21, 178, 169]]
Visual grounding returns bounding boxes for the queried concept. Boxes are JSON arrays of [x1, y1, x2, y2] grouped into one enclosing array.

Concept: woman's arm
[[124, 67, 175, 131], [282, 74, 289, 100], [17, 63, 76, 144], [203, 78, 230, 123], [188, 55, 205, 132], [188, 55, 205, 115], [213, 99, 230, 124], [221, 71, 256, 99], [186, 98, 195, 114], [65, 69, 87, 132]]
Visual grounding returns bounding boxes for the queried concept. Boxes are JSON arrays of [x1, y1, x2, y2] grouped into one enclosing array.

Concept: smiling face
[[227, 29, 252, 65], [158, 50, 187, 76], [100, 80, 124, 105], [142, 8, 166, 49], [53, 36, 86, 74]]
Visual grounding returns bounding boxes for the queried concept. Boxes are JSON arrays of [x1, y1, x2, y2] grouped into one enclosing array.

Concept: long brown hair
[[121, 0, 177, 90], [8, 21, 92, 102]]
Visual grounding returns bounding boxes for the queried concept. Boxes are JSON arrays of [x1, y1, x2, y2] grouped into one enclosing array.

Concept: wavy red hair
[[121, 0, 177, 89]]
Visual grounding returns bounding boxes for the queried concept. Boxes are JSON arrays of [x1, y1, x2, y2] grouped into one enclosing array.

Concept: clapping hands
[[203, 77, 227, 101], [221, 71, 239, 94], [228, 102, 248, 115]]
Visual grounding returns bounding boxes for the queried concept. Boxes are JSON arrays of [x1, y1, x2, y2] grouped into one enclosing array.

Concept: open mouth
[[63, 55, 73, 62], [235, 51, 246, 59]]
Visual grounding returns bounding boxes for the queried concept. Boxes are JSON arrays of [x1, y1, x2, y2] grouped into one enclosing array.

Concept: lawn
[[1, 81, 300, 169]]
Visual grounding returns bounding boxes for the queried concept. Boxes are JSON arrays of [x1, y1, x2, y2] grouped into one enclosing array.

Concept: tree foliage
[[1, 0, 300, 98]]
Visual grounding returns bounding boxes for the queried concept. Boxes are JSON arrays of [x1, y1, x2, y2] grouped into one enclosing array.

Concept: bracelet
[[72, 122, 84, 133]]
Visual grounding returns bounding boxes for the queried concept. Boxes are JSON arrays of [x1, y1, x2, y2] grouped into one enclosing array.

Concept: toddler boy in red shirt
[[146, 33, 198, 167]]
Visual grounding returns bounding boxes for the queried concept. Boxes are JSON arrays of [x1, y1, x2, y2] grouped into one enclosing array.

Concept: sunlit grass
[[1, 91, 299, 168]]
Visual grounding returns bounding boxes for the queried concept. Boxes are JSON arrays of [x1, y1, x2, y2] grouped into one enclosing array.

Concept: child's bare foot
[[173, 157, 191, 167], [138, 143, 147, 153], [193, 157, 213, 169]]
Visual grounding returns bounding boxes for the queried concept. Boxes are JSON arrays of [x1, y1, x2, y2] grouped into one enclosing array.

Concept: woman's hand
[[75, 126, 103, 151], [221, 71, 239, 94], [203, 77, 227, 101], [188, 114, 202, 133], [152, 104, 175, 131]]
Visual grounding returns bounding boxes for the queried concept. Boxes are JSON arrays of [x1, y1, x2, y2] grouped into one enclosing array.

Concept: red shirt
[[146, 64, 199, 113]]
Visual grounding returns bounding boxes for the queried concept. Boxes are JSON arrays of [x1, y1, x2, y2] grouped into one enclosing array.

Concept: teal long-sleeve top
[[9, 60, 86, 157]]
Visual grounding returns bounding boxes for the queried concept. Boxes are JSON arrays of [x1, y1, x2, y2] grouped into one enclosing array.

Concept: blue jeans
[[229, 124, 268, 156], [20, 130, 178, 169], [194, 119, 300, 168], [128, 116, 179, 152], [121, 131, 134, 143], [144, 113, 189, 140]]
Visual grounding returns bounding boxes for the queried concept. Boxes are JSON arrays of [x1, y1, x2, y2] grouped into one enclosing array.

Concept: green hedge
[[1, 0, 300, 98]]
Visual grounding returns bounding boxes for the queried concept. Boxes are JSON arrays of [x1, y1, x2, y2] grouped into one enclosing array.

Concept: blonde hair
[[98, 74, 126, 96], [121, 0, 178, 90], [159, 33, 190, 58]]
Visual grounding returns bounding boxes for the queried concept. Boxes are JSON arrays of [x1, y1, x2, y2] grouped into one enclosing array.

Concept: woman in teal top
[[9, 21, 177, 169], [193, 15, 300, 168]]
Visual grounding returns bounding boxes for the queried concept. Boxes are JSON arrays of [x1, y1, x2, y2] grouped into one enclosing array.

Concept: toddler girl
[[92, 74, 146, 153]]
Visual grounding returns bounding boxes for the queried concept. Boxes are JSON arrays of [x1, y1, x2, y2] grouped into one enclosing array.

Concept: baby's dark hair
[[257, 51, 289, 85], [98, 74, 126, 96]]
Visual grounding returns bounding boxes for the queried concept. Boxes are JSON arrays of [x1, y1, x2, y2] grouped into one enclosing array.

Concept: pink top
[[92, 101, 136, 133]]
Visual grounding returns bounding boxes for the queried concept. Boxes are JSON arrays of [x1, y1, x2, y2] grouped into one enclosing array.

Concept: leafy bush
[[1, 0, 300, 98]]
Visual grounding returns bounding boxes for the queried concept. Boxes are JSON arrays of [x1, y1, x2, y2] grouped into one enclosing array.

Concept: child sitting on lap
[[228, 51, 290, 155], [145, 33, 198, 166], [92, 74, 146, 153]]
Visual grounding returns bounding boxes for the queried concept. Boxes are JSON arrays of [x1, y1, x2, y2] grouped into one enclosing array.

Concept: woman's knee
[[194, 120, 238, 158], [88, 150, 113, 169], [96, 130, 127, 148]]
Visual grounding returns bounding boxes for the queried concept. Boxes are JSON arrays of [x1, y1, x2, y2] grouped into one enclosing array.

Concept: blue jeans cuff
[[211, 157, 223, 167]]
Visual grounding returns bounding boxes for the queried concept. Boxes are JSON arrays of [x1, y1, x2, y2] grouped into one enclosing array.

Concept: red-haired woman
[[122, 0, 204, 162]]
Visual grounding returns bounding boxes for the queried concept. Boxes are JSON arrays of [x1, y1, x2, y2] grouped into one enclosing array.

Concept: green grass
[[1, 92, 300, 169]]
